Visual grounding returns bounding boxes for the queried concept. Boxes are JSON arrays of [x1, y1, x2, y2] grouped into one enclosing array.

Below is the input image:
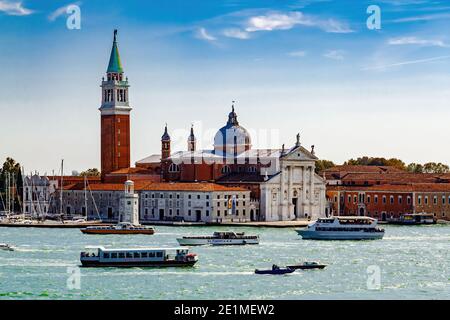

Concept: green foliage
[[80, 168, 101, 177], [0, 157, 23, 211], [422, 162, 450, 174], [343, 157, 449, 174], [344, 157, 406, 170], [315, 160, 335, 174]]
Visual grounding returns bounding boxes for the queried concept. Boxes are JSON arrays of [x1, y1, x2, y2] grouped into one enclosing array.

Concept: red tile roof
[[108, 167, 153, 175], [327, 183, 450, 192], [64, 181, 248, 192]]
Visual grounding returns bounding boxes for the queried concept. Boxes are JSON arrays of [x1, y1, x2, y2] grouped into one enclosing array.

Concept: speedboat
[[296, 216, 384, 240], [80, 246, 198, 267], [177, 231, 259, 246], [81, 222, 155, 235], [0, 243, 14, 251], [286, 261, 327, 270], [255, 265, 295, 275]]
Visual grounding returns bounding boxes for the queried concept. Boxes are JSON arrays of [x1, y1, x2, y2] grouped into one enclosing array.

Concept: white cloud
[[48, 2, 81, 22], [245, 11, 353, 33], [196, 27, 217, 41], [0, 0, 32, 16], [388, 36, 447, 47], [223, 28, 250, 39], [288, 50, 307, 57], [323, 50, 345, 60]]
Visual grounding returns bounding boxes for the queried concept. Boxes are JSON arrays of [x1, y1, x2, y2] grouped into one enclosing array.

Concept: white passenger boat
[[177, 231, 259, 246], [296, 216, 384, 240], [80, 246, 198, 267], [0, 243, 14, 251], [81, 222, 155, 235]]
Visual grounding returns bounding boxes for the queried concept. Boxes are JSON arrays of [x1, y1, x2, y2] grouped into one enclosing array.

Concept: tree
[[406, 163, 424, 173], [315, 160, 335, 174], [0, 157, 23, 212], [343, 157, 406, 170], [422, 162, 450, 174], [80, 168, 101, 177]]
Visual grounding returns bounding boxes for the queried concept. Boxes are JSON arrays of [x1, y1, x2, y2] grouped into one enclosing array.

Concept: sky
[[0, 0, 450, 175]]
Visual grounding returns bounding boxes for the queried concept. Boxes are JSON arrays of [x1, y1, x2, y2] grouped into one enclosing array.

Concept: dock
[[0, 220, 108, 229], [143, 220, 311, 228], [0, 219, 311, 229]]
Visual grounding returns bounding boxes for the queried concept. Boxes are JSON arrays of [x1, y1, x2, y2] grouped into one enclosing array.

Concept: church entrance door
[[292, 198, 298, 218]]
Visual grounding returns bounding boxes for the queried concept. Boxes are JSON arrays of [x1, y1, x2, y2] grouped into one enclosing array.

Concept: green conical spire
[[107, 29, 123, 73]]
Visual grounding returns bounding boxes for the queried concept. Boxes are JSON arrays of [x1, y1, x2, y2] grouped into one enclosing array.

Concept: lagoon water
[[0, 225, 449, 299]]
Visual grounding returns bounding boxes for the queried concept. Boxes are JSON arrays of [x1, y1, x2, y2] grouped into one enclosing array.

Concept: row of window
[[143, 193, 245, 200], [103, 88, 128, 102], [103, 251, 163, 259], [341, 195, 413, 206]]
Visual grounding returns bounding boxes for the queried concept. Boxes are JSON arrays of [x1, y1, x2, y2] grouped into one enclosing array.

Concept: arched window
[[168, 163, 180, 173], [221, 166, 230, 174]]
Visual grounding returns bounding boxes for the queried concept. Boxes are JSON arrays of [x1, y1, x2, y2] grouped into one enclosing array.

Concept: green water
[[0, 225, 449, 299]]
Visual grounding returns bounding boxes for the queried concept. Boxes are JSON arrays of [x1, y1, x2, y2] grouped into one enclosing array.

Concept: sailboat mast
[[84, 175, 87, 219], [60, 159, 64, 215]]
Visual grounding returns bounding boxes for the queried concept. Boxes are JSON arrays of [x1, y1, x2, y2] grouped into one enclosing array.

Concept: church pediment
[[281, 146, 318, 161]]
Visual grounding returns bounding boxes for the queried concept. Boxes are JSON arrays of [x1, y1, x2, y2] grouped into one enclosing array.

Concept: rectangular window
[[418, 196, 422, 205], [398, 196, 402, 204], [425, 196, 428, 205]]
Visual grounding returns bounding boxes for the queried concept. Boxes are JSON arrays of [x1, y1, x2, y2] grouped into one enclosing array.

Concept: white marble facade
[[260, 145, 326, 221]]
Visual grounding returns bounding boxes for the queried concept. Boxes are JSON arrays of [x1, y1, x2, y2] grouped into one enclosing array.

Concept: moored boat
[[80, 246, 198, 267], [296, 216, 384, 240], [286, 261, 327, 270], [177, 231, 259, 246], [255, 265, 295, 275], [387, 213, 436, 225], [81, 222, 155, 235]]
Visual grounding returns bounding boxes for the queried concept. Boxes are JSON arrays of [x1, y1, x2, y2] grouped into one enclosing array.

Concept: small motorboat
[[0, 243, 14, 251], [287, 261, 327, 270], [255, 264, 295, 275]]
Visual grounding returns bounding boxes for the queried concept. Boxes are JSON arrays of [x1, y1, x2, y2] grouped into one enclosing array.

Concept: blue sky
[[1, 0, 450, 174]]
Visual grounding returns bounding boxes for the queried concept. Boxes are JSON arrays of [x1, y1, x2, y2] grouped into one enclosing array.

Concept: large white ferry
[[80, 246, 198, 267], [177, 231, 259, 246], [296, 216, 384, 240]]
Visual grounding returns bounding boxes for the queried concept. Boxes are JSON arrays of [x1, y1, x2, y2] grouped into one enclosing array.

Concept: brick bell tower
[[99, 30, 131, 177]]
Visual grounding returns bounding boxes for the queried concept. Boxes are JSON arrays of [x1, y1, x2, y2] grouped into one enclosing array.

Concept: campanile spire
[[99, 30, 132, 176]]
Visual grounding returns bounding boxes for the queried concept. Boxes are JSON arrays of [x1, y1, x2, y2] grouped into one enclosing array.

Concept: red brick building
[[324, 166, 450, 221]]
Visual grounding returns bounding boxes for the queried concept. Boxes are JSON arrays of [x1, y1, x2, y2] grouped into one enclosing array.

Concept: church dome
[[213, 104, 251, 154]]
